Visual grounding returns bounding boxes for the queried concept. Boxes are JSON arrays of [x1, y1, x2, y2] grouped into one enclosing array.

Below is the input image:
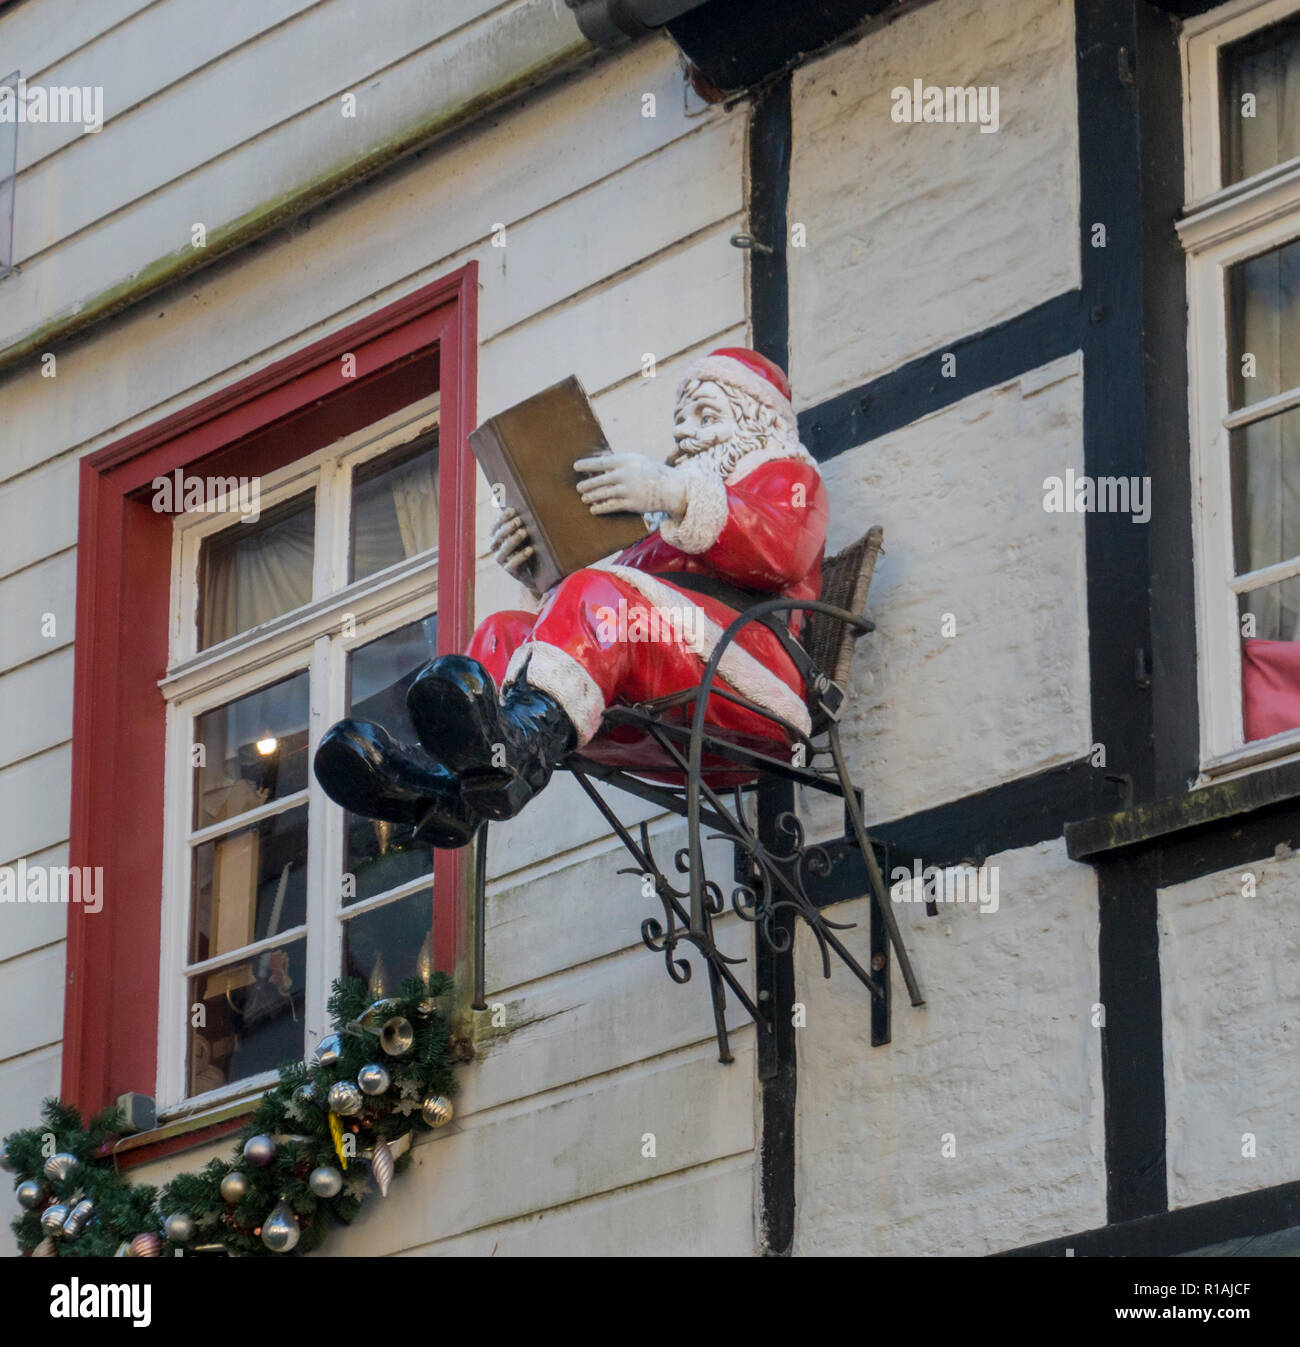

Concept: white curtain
[[201, 508, 315, 649], [351, 453, 439, 581]]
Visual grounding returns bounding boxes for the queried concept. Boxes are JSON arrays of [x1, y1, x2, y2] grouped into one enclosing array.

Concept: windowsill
[[1200, 729, 1300, 782], [1065, 752, 1300, 862], [101, 1096, 255, 1173]]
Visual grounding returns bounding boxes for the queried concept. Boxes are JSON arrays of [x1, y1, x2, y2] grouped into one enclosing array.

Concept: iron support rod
[[829, 723, 925, 1007]]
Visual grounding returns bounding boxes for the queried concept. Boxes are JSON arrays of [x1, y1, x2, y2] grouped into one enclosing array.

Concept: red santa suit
[[465, 351, 828, 785]]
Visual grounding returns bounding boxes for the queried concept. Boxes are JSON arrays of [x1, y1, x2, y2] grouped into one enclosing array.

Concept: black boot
[[406, 654, 576, 821], [313, 719, 483, 850]]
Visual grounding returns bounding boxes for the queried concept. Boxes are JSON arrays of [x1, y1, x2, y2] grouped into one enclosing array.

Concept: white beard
[[643, 436, 747, 531]]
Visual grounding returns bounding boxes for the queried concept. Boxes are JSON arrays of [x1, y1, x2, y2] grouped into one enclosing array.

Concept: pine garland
[[2, 973, 465, 1257]]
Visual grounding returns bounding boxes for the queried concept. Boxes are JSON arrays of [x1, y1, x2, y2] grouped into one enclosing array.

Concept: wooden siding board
[[0, 646, 73, 768], [0, 842, 69, 961], [0, 40, 719, 482]]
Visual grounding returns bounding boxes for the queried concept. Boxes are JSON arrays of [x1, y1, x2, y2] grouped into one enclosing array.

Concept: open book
[[469, 375, 649, 592]]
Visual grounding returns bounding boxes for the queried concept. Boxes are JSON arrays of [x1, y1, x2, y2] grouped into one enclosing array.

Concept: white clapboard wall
[[0, 0, 760, 1256]]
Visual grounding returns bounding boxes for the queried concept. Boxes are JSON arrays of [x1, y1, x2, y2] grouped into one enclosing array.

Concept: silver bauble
[[163, 1212, 194, 1243], [292, 1082, 320, 1108], [41, 1203, 69, 1235], [260, 1198, 300, 1253], [327, 1081, 363, 1116], [368, 1139, 394, 1198], [421, 1094, 454, 1128], [357, 1062, 391, 1096], [308, 1165, 343, 1198], [219, 1171, 249, 1204], [16, 1179, 43, 1210], [243, 1134, 276, 1167], [314, 1033, 343, 1067], [43, 1152, 78, 1183], [63, 1199, 94, 1238], [129, 1231, 162, 1258], [0, 1140, 14, 1171], [32, 1237, 56, 1257]]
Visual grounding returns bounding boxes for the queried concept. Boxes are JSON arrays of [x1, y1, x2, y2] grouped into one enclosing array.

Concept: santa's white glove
[[489, 506, 542, 597], [574, 453, 688, 521]]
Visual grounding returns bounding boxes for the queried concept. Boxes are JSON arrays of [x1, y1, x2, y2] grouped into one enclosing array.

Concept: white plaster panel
[[804, 355, 1089, 834], [794, 839, 1104, 1255], [1160, 850, 1300, 1209], [789, 0, 1080, 406]]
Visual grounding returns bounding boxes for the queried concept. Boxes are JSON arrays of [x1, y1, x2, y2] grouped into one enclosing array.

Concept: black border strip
[[1075, 0, 1166, 1226], [811, 757, 1107, 907], [750, 72, 796, 1257], [1098, 857, 1168, 1221], [999, 1179, 1300, 1257], [798, 289, 1086, 463]]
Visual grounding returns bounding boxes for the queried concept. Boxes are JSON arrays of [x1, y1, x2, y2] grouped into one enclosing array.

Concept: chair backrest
[[805, 526, 883, 720]]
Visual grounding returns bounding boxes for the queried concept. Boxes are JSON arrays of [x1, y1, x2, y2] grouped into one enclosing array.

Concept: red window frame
[[64, 263, 478, 1119]]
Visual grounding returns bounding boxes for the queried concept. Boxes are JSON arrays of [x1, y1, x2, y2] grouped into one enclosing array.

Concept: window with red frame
[[64, 267, 476, 1122]]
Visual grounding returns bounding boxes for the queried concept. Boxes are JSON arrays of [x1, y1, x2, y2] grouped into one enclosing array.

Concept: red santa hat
[[677, 347, 796, 426]]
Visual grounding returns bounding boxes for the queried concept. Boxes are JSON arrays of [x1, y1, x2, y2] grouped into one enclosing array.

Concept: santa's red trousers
[[464, 567, 803, 785]]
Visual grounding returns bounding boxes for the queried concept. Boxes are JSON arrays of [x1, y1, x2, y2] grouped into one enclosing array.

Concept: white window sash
[[155, 396, 441, 1116], [1183, 2, 1300, 778]]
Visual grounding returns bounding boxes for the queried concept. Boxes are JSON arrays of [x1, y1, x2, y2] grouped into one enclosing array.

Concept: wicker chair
[[803, 525, 883, 735]]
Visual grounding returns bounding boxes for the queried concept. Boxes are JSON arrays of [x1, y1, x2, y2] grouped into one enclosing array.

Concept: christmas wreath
[[1, 973, 468, 1256]]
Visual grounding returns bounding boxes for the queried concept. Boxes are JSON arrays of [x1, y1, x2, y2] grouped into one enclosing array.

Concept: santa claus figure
[[314, 348, 828, 848]]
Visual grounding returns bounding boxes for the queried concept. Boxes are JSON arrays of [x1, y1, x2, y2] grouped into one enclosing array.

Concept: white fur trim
[[595, 564, 812, 736], [678, 355, 796, 426], [504, 642, 606, 745], [658, 459, 729, 555], [726, 441, 818, 484]]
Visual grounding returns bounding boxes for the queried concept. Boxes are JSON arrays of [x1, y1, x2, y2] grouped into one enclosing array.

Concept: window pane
[[189, 803, 308, 964], [1240, 572, 1300, 643], [1227, 238, 1300, 409], [1221, 13, 1300, 187], [350, 435, 439, 583], [198, 491, 315, 648], [193, 671, 310, 830], [343, 616, 437, 905], [187, 936, 307, 1096], [341, 891, 432, 998], [1229, 406, 1300, 575]]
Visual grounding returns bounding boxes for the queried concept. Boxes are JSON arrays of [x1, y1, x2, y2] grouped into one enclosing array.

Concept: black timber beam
[[666, 0, 906, 95]]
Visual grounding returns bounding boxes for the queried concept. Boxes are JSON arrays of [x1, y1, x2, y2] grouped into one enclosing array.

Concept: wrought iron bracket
[[467, 596, 925, 1066]]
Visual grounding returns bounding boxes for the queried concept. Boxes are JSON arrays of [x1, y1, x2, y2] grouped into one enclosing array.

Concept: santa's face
[[671, 381, 740, 465]]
